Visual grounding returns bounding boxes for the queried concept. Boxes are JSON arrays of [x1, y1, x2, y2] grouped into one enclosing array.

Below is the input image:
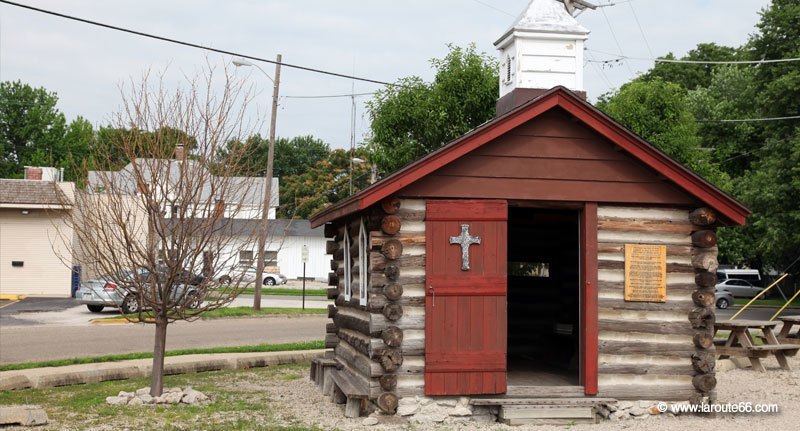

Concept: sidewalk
[[0, 349, 324, 391]]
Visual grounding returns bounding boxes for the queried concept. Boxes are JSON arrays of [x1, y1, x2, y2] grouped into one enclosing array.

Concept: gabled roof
[[310, 86, 750, 227]]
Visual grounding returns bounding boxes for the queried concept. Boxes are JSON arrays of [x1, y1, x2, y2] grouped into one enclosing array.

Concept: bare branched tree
[[56, 66, 278, 396]]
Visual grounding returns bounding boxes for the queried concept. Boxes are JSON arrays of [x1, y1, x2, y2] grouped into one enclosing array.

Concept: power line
[[585, 49, 614, 88], [599, 5, 635, 75], [469, 0, 515, 17], [284, 92, 375, 100], [627, 1, 653, 57], [698, 115, 800, 123], [0, 0, 399, 87], [586, 48, 800, 65], [711, 133, 799, 166]]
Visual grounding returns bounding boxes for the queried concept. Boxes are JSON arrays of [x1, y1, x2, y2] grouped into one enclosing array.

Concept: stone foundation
[[396, 396, 499, 424]]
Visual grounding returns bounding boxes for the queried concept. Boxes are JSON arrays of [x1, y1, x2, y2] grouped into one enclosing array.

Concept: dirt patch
[[264, 356, 800, 431]]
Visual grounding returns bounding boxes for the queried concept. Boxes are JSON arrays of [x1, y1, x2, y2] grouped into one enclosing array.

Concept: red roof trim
[[310, 87, 749, 227]]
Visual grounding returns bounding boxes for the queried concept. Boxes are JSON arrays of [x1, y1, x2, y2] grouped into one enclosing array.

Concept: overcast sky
[[0, 0, 771, 149]]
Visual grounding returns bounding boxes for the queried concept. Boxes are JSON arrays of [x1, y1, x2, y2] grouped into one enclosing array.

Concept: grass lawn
[[100, 306, 327, 322], [239, 287, 327, 297], [0, 340, 324, 372], [0, 363, 322, 431], [734, 298, 799, 307]]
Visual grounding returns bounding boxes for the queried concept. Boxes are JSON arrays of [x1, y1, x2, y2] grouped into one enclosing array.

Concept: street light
[[351, 157, 378, 192], [233, 54, 282, 311]]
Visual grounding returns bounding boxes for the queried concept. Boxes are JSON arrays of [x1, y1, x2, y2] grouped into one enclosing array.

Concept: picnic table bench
[[714, 319, 799, 372], [777, 315, 800, 345]]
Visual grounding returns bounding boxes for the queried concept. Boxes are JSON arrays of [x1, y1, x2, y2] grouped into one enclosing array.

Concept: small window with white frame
[[344, 227, 352, 301], [358, 218, 369, 306]]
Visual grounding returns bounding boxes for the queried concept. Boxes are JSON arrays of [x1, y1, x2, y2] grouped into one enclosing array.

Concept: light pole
[[234, 55, 282, 311], [351, 157, 377, 191]]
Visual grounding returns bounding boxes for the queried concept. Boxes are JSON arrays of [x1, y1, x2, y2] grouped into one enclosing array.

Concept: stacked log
[[365, 196, 409, 414], [317, 198, 427, 413], [688, 207, 718, 403], [596, 206, 701, 401], [324, 225, 345, 354]]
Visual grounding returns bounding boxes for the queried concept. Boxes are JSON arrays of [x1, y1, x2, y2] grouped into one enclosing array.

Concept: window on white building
[[358, 218, 369, 306], [344, 227, 352, 301], [262, 250, 278, 267], [239, 250, 254, 265]]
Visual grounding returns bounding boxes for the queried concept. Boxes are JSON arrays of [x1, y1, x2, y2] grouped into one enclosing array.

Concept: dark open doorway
[[507, 207, 580, 387]]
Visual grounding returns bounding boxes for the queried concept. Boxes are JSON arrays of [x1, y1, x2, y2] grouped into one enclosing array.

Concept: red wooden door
[[425, 200, 507, 395]]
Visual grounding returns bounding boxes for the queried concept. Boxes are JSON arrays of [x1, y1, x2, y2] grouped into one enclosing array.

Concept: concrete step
[[499, 405, 597, 425]]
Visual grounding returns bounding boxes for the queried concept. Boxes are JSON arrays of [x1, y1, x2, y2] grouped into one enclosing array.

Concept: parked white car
[[218, 266, 288, 286], [715, 278, 764, 299]]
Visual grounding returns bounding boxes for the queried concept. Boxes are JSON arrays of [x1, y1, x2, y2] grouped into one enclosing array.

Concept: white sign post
[[301, 245, 309, 309]]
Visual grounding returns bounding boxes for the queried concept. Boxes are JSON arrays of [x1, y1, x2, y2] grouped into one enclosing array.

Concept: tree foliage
[[219, 134, 330, 178], [596, 78, 730, 189], [0, 80, 66, 178], [279, 148, 371, 219], [602, 0, 800, 274], [641, 43, 743, 91], [366, 44, 498, 173]]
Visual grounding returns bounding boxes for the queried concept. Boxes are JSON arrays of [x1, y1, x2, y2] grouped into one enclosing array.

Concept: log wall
[[322, 197, 425, 413], [595, 206, 716, 402]]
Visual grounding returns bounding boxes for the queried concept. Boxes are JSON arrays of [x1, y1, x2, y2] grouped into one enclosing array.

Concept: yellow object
[[0, 294, 27, 300], [771, 288, 800, 321], [90, 318, 134, 325], [730, 273, 789, 320]]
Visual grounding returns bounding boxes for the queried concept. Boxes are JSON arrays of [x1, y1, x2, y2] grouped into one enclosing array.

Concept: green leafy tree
[[0, 80, 66, 178], [749, 0, 800, 139], [597, 78, 730, 189], [641, 43, 742, 91], [366, 44, 498, 173], [280, 149, 371, 219], [729, 0, 800, 273], [220, 134, 330, 178], [686, 66, 761, 176], [60, 117, 95, 183]]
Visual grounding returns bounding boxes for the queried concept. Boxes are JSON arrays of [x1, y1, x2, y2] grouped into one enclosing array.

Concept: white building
[[86, 155, 328, 280], [216, 219, 327, 281], [0, 168, 75, 297]]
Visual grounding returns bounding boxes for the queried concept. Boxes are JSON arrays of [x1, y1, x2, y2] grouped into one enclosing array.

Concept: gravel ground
[[267, 355, 800, 431]]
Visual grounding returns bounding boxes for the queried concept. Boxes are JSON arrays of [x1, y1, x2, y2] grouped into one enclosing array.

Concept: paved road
[[0, 315, 327, 365], [717, 306, 792, 321], [0, 295, 329, 328]]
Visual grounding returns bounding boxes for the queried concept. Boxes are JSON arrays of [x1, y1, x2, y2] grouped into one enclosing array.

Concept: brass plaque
[[624, 244, 667, 303]]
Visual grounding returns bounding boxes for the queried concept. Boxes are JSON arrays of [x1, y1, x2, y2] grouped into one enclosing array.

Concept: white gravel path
[[266, 355, 800, 431]]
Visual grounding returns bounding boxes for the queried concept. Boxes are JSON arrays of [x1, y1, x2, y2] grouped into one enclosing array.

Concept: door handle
[[430, 285, 435, 308]]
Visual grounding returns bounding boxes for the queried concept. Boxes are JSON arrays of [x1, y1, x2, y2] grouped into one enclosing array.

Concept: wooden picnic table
[[714, 319, 799, 372], [777, 315, 800, 345]]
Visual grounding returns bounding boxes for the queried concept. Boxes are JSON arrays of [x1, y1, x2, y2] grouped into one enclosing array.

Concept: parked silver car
[[76, 269, 202, 314], [715, 278, 764, 299], [715, 288, 735, 309], [217, 266, 288, 286]]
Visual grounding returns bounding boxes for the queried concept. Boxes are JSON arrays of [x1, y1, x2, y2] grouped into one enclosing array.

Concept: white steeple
[[494, 0, 590, 97]]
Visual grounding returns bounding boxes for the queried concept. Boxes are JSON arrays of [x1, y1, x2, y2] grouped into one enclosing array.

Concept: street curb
[[0, 294, 26, 300], [89, 318, 132, 325], [0, 349, 325, 391]]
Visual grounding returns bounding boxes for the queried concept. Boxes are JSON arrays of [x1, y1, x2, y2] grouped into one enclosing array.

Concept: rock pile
[[394, 396, 498, 424], [598, 400, 680, 420], [105, 387, 210, 406]]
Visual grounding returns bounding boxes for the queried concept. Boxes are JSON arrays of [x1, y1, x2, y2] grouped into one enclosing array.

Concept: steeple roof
[[495, 0, 589, 45]]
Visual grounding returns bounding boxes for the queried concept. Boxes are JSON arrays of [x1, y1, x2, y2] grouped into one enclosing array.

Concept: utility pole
[[253, 53, 282, 311]]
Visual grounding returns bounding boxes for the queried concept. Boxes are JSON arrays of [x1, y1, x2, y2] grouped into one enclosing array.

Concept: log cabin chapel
[[308, 0, 750, 424]]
